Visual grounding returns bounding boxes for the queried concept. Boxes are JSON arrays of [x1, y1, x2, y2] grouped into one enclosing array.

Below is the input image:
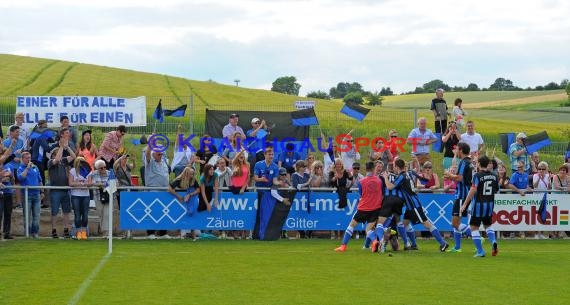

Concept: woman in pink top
[[77, 130, 98, 170], [230, 151, 250, 194]]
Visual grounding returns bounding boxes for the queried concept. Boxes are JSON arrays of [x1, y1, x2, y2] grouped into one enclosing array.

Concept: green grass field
[[1, 239, 569, 305]]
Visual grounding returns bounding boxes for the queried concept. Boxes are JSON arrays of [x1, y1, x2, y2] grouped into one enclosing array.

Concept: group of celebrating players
[[335, 142, 499, 258]]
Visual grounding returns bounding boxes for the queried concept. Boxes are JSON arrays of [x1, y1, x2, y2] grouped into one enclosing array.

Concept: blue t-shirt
[[509, 171, 529, 190], [254, 160, 279, 188], [278, 151, 301, 170], [17, 163, 43, 196], [3, 138, 24, 168]]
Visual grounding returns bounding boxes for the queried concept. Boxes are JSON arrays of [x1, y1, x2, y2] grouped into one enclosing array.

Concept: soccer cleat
[[334, 245, 347, 252], [492, 242, 498, 256], [447, 248, 462, 253], [371, 240, 379, 253], [440, 243, 450, 252], [474, 252, 486, 258]]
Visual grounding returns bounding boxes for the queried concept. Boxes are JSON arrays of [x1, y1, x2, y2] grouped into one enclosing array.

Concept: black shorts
[[470, 216, 492, 227], [353, 208, 381, 224], [379, 196, 404, 218], [404, 207, 428, 225], [452, 199, 469, 217]]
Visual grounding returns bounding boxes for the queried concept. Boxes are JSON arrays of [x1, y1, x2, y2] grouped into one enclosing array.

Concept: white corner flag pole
[[105, 170, 118, 254]]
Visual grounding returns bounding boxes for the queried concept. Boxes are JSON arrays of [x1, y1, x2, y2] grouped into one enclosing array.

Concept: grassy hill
[[0, 54, 568, 172]]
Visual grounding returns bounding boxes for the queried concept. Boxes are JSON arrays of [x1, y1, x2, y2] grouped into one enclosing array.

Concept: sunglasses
[[253, 122, 260, 125], [353, 167, 360, 170], [424, 167, 432, 169], [390, 135, 398, 138], [538, 168, 546, 171]]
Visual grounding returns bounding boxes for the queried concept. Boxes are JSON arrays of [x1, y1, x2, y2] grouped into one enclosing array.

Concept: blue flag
[[523, 131, 551, 154], [164, 105, 187, 117], [537, 192, 548, 224], [340, 103, 370, 121], [153, 100, 164, 123], [291, 108, 319, 126]]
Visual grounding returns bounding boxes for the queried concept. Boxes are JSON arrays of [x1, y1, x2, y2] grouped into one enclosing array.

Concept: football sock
[[375, 223, 385, 242], [459, 223, 471, 236], [453, 228, 462, 249], [486, 228, 496, 245], [430, 226, 446, 246], [342, 226, 354, 245], [397, 222, 408, 245], [364, 230, 376, 248], [472, 230, 483, 253], [406, 224, 417, 247]]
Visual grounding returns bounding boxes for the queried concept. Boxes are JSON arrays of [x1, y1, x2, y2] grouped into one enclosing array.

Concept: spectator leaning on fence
[[508, 161, 529, 196], [0, 143, 16, 239], [4, 125, 24, 209], [69, 157, 92, 240], [48, 144, 76, 239], [17, 151, 43, 239], [430, 88, 448, 134], [145, 147, 170, 239], [553, 165, 569, 192], [91, 159, 116, 239], [509, 133, 531, 175], [407, 117, 438, 166]]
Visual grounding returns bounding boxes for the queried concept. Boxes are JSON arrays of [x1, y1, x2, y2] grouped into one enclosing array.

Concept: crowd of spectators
[[0, 97, 569, 241]]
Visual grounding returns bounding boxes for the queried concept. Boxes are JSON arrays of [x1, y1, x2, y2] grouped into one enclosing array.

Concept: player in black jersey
[[461, 155, 499, 257]]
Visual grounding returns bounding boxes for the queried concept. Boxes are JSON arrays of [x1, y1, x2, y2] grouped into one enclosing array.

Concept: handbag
[[99, 187, 110, 204]]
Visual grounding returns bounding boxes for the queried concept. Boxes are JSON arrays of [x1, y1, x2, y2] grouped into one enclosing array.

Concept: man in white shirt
[[460, 120, 485, 158], [222, 113, 245, 139]]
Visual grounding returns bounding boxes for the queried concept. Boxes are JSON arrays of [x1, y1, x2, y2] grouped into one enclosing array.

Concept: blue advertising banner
[[120, 191, 456, 231]]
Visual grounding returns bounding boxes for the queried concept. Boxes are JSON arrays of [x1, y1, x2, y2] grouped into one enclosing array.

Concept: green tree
[[380, 87, 393, 96], [489, 77, 517, 91], [466, 83, 480, 91], [422, 79, 450, 92], [271, 76, 301, 95], [343, 92, 364, 104], [544, 82, 559, 90], [306, 90, 330, 99], [366, 91, 383, 106], [329, 82, 364, 98]]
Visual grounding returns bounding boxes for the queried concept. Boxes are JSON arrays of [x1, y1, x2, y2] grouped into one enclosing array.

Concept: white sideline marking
[[67, 253, 111, 305]]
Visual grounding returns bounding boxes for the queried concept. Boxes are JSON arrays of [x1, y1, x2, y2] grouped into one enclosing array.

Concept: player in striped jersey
[[460, 155, 499, 257], [335, 162, 384, 252], [383, 159, 449, 252], [443, 142, 474, 252]]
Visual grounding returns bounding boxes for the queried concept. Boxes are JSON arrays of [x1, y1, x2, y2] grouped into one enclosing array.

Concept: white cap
[[517, 132, 527, 139], [94, 160, 106, 170], [251, 117, 260, 124]]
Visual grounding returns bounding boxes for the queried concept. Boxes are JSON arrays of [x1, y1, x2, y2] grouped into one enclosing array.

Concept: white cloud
[[0, 0, 568, 94]]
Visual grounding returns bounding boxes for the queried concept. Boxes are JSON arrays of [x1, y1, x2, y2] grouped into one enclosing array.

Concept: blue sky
[[1, 0, 568, 94]]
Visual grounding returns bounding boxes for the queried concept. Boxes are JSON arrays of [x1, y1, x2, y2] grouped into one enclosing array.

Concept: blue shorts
[[50, 190, 71, 215]]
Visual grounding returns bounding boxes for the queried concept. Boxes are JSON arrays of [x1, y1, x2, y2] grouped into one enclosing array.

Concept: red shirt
[[357, 175, 383, 211]]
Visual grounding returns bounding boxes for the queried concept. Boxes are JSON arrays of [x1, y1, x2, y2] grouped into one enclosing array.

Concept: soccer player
[[460, 155, 499, 257], [443, 142, 473, 253], [384, 159, 449, 252], [335, 162, 383, 252]]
